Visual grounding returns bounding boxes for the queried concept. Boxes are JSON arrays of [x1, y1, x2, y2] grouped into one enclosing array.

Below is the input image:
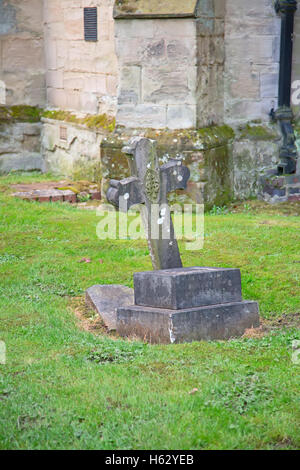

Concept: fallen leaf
[[98, 259, 104, 264], [189, 388, 199, 395]]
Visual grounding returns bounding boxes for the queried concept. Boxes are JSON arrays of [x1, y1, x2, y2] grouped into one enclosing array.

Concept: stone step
[[117, 301, 260, 344]]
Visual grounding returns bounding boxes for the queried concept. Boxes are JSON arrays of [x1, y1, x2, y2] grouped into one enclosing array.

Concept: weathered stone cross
[[106, 137, 190, 270]]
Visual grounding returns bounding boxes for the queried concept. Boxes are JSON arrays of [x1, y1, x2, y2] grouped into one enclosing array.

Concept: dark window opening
[[84, 7, 98, 41]]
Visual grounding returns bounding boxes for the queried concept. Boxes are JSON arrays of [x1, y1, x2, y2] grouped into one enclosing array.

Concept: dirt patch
[[268, 437, 297, 450], [243, 313, 300, 338], [229, 200, 300, 216], [264, 312, 300, 329], [70, 297, 119, 338], [243, 325, 267, 339]]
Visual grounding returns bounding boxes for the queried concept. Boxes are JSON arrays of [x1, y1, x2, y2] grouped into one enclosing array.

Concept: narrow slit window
[[84, 7, 98, 42]]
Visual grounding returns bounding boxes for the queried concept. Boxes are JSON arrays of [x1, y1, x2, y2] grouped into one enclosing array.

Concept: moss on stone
[[238, 124, 278, 141], [82, 114, 116, 132], [194, 125, 235, 149], [57, 180, 100, 194], [42, 110, 116, 132], [102, 125, 235, 154], [0, 105, 42, 123], [100, 125, 235, 207], [42, 110, 78, 123]]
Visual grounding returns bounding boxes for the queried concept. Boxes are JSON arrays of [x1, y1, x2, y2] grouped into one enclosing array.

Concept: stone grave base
[[86, 267, 259, 344], [117, 301, 259, 344]]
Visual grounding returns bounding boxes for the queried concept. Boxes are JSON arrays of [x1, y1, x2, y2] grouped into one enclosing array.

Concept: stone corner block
[[134, 267, 242, 310]]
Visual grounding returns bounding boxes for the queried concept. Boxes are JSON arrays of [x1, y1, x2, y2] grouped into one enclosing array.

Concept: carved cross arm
[[160, 160, 190, 194], [107, 176, 145, 211]]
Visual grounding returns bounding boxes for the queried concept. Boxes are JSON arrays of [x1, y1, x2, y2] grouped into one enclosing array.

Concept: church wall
[[115, 18, 198, 129], [224, 0, 281, 125], [195, 0, 225, 127], [44, 0, 118, 116], [0, 0, 45, 106], [0, 0, 45, 173]]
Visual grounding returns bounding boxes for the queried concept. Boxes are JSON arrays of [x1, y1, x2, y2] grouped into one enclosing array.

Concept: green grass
[[0, 172, 300, 450]]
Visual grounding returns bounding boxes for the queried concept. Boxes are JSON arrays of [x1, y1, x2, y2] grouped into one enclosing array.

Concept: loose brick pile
[[11, 181, 101, 204]]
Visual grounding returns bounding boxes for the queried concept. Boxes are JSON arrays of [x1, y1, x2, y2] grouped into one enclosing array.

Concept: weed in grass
[[87, 341, 147, 364], [205, 373, 272, 415], [209, 205, 229, 216], [0, 254, 25, 264]]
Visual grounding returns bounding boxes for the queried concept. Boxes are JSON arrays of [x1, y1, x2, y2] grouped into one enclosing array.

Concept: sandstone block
[[166, 105, 196, 129], [260, 73, 279, 99], [117, 104, 167, 128], [47, 70, 63, 89], [64, 8, 83, 40], [118, 66, 141, 105], [2, 38, 44, 73], [47, 87, 67, 108], [142, 67, 194, 105]]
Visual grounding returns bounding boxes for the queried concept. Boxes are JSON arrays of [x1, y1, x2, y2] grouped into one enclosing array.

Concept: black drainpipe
[[274, 0, 298, 174]]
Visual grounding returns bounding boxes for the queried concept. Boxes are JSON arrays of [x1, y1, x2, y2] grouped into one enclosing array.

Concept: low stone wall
[[41, 118, 105, 181], [101, 126, 235, 208], [40, 116, 288, 207], [230, 123, 282, 200], [0, 121, 43, 173]]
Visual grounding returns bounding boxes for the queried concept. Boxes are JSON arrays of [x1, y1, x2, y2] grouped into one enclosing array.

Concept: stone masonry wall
[[41, 118, 105, 181], [196, 0, 225, 127], [0, 0, 45, 106], [115, 18, 198, 129], [224, 0, 281, 125], [0, 0, 45, 172], [0, 121, 43, 173], [44, 0, 118, 116]]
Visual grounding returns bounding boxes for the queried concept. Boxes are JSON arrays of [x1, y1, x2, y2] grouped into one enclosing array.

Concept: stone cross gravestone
[[86, 137, 259, 343], [106, 137, 190, 270]]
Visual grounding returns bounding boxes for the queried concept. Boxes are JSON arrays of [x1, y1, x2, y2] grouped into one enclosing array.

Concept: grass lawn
[[0, 172, 299, 450]]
